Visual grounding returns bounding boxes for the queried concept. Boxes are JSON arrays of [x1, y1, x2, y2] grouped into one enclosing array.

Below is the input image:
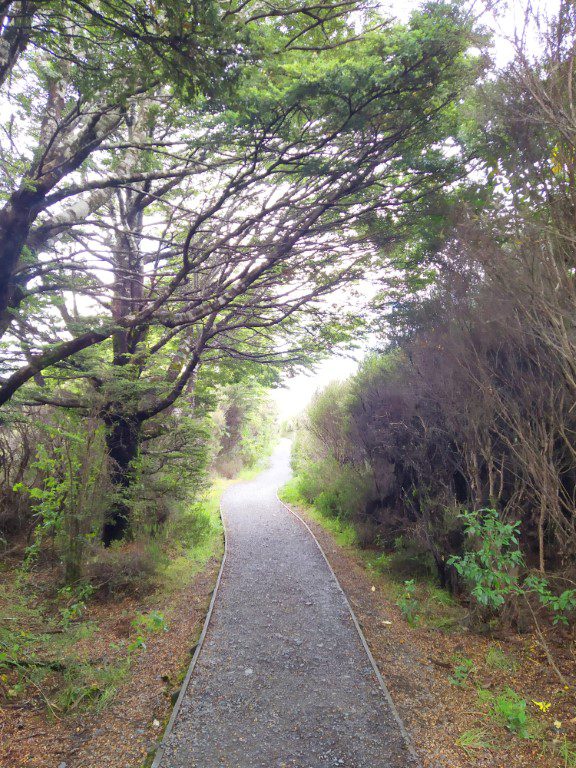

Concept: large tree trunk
[[0, 187, 45, 324], [102, 413, 142, 546]]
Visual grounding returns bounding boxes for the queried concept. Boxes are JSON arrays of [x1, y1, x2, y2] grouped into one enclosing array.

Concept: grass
[[279, 477, 358, 548], [55, 657, 131, 713], [485, 644, 519, 672], [455, 728, 494, 756], [551, 735, 576, 767], [0, 474, 230, 718], [0, 584, 131, 716], [237, 457, 271, 481], [161, 478, 225, 593]]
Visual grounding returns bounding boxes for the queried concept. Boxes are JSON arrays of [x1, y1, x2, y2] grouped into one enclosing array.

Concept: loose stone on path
[[156, 440, 418, 768]]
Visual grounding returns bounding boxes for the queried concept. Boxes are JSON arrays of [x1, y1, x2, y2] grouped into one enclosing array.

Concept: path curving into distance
[[155, 439, 418, 768]]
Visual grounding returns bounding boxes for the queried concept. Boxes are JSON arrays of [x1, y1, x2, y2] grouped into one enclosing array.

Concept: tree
[[1, 1, 484, 542], [0, 0, 368, 355]]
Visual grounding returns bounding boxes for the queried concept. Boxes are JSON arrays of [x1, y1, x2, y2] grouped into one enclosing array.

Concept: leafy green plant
[[449, 656, 475, 687], [132, 610, 169, 633], [524, 575, 576, 626], [449, 509, 576, 626], [127, 636, 147, 653], [57, 583, 95, 627], [125, 610, 169, 653], [448, 509, 523, 609], [59, 602, 87, 628], [479, 688, 533, 739], [14, 418, 109, 583], [396, 579, 420, 626], [367, 553, 392, 574]]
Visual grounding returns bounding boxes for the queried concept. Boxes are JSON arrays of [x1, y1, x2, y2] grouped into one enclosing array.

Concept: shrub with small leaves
[[448, 509, 576, 626]]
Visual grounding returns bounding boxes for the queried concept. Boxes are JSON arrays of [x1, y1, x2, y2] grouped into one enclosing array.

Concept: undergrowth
[[0, 479, 225, 717], [280, 477, 358, 548]]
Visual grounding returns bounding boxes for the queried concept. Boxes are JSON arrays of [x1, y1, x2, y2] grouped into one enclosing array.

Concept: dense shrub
[[290, 18, 576, 631], [86, 543, 160, 597]]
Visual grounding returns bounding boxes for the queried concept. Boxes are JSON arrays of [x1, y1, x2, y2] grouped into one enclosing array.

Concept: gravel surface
[[159, 440, 416, 768]]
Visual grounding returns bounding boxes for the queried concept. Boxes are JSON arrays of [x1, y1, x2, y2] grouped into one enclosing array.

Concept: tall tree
[[1, 1, 485, 542], [0, 0, 366, 349]]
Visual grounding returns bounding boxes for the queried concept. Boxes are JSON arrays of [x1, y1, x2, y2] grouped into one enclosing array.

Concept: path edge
[[150, 501, 228, 768], [276, 492, 423, 767]]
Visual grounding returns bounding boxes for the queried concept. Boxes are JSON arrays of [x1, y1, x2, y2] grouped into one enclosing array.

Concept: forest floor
[[0, 480, 228, 768], [280, 484, 576, 768]]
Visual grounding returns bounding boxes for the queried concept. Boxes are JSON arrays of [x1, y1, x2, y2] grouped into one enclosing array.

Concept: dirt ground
[[0, 556, 221, 768], [295, 506, 576, 768]]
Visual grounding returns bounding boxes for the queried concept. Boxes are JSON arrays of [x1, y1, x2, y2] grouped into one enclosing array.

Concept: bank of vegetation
[[0, 0, 481, 750], [0, 378, 275, 766], [287, 3, 576, 763]]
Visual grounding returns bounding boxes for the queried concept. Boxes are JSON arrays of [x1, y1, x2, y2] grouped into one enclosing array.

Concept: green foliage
[[449, 656, 475, 687], [132, 611, 169, 634], [278, 478, 358, 548], [125, 610, 169, 653], [213, 380, 278, 477], [55, 657, 131, 714], [278, 477, 303, 507], [396, 579, 420, 626], [523, 575, 576, 626], [132, 412, 213, 533], [478, 688, 533, 739], [0, 583, 128, 715], [166, 502, 213, 552], [387, 536, 439, 581], [13, 417, 109, 583], [291, 382, 375, 532], [448, 509, 523, 610], [125, 634, 147, 653], [57, 583, 95, 628], [0, 469, 227, 717], [449, 509, 576, 626], [86, 542, 161, 597]]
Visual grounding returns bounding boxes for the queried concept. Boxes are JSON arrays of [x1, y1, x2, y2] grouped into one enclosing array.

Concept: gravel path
[[157, 440, 417, 768]]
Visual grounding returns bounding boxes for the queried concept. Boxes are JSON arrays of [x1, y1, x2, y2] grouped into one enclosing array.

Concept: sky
[[270, 0, 552, 422], [271, 354, 361, 421]]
